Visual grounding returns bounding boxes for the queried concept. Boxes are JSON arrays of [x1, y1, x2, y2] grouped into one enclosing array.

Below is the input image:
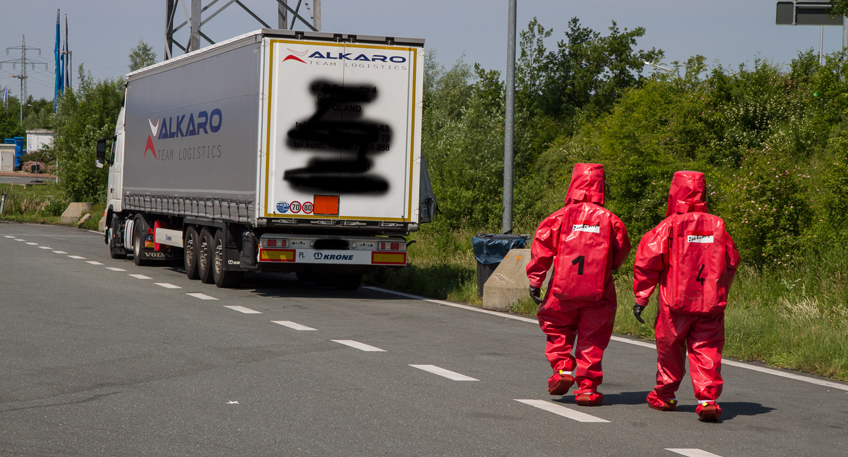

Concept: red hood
[[666, 171, 708, 217], [565, 163, 605, 206]]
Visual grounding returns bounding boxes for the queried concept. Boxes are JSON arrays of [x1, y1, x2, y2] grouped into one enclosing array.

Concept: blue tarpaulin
[[471, 234, 528, 265]]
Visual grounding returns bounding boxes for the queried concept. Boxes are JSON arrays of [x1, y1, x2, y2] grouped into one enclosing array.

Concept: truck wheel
[[184, 226, 200, 280], [109, 217, 127, 259], [333, 273, 362, 291], [213, 229, 243, 288], [198, 227, 215, 284], [132, 216, 151, 266]]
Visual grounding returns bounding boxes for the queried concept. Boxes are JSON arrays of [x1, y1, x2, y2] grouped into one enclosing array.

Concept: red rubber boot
[[647, 391, 677, 411], [548, 370, 575, 395], [696, 401, 721, 422]]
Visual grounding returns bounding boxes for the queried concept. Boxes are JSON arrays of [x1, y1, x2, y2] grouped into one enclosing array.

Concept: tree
[[129, 39, 157, 72], [53, 64, 124, 201]]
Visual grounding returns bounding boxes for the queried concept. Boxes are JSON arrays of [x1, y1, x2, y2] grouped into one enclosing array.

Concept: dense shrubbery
[[421, 21, 848, 270]]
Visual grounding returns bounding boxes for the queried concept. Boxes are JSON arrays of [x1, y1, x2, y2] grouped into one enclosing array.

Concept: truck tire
[[212, 229, 243, 288], [198, 227, 215, 284], [184, 226, 200, 280], [333, 273, 362, 291], [132, 216, 151, 266], [109, 217, 127, 259]]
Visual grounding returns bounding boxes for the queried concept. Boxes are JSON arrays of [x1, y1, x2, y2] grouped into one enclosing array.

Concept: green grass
[[373, 227, 848, 382], [0, 183, 103, 229]]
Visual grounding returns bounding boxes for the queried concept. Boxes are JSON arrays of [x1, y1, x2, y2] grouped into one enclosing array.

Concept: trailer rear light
[[263, 239, 287, 247], [378, 242, 405, 251]]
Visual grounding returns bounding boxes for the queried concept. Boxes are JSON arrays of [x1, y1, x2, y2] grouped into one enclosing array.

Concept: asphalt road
[[1, 222, 846, 456], [0, 175, 56, 185]]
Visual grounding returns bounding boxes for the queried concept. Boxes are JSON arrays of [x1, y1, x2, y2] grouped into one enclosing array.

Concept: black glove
[[529, 286, 542, 305], [633, 304, 646, 324]]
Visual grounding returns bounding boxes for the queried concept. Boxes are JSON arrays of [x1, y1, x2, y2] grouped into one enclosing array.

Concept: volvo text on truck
[[95, 29, 434, 290]]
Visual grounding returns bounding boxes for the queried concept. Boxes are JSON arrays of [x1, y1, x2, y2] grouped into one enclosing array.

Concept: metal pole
[[502, 0, 516, 235], [279, 0, 288, 29], [820, 25, 824, 65], [190, 0, 202, 52], [843, 15, 848, 53], [313, 0, 321, 31]]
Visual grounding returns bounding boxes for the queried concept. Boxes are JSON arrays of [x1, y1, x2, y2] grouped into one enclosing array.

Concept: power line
[[0, 35, 48, 125]]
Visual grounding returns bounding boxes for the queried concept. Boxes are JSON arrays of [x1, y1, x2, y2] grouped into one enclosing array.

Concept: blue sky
[[2, 0, 845, 101]]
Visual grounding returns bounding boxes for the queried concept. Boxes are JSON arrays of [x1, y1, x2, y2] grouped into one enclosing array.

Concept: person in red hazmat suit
[[526, 163, 631, 406], [632, 171, 740, 422]]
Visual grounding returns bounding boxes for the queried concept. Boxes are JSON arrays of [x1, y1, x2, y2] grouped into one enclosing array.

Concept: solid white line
[[332, 340, 385, 352], [86, 261, 104, 265], [366, 286, 848, 392], [129, 274, 151, 280], [87, 230, 103, 234], [25, 242, 37, 245], [155, 283, 181, 289], [363, 286, 538, 324], [105, 267, 126, 272], [409, 364, 478, 381], [272, 321, 317, 331], [186, 293, 217, 300], [666, 449, 724, 457], [721, 359, 848, 391], [515, 399, 609, 423], [225, 305, 262, 314], [52, 250, 67, 254], [68, 255, 85, 260]]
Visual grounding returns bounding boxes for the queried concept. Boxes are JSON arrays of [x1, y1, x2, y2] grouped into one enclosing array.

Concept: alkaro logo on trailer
[[145, 117, 160, 159], [283, 48, 308, 64], [142, 109, 223, 159], [281, 47, 408, 65]]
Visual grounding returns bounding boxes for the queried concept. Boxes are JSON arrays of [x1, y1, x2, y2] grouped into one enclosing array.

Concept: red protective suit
[[633, 171, 740, 419], [527, 163, 631, 405]]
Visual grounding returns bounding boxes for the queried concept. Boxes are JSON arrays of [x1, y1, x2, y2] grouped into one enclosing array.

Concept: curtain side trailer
[[96, 29, 431, 289]]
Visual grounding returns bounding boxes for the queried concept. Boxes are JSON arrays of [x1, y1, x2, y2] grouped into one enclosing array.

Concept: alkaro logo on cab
[[143, 108, 223, 159]]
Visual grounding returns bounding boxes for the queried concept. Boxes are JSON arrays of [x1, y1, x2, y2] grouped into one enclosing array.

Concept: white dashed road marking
[[409, 364, 478, 381], [155, 283, 181, 289], [15, 239, 25, 242], [129, 274, 151, 280], [186, 293, 217, 300], [68, 255, 85, 260], [272, 321, 317, 331], [105, 267, 126, 272], [53, 250, 67, 254], [224, 305, 261, 314], [25, 242, 38, 245], [38, 246, 52, 250], [86, 261, 104, 265], [332, 340, 385, 352], [514, 399, 609, 423], [3, 235, 14, 238], [666, 449, 724, 457]]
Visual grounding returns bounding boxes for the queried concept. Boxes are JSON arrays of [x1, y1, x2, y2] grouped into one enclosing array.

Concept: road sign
[[776, 1, 844, 26]]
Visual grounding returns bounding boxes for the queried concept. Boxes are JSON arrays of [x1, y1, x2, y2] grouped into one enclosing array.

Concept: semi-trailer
[[96, 29, 432, 290]]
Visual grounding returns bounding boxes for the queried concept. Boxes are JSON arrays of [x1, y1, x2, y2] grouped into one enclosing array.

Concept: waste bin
[[472, 233, 528, 297]]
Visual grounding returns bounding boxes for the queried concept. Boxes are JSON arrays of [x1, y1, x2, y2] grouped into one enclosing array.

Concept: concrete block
[[77, 213, 92, 227], [60, 202, 92, 224], [482, 249, 552, 312], [98, 216, 106, 232]]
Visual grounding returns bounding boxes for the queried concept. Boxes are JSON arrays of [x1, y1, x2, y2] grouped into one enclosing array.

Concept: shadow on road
[[673, 401, 774, 421]]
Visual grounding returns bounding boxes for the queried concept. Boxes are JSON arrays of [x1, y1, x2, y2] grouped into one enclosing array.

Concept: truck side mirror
[[95, 139, 107, 168]]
